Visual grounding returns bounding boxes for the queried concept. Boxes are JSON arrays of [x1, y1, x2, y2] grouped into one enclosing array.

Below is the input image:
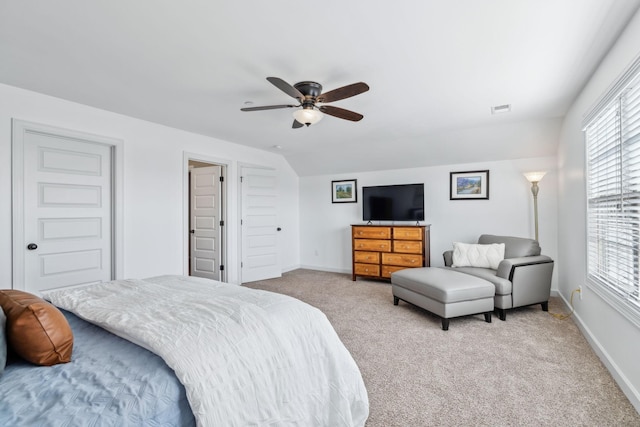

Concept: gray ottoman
[[391, 267, 494, 330]]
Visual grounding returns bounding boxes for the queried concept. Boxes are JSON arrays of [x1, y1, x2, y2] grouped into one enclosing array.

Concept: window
[[584, 60, 640, 326]]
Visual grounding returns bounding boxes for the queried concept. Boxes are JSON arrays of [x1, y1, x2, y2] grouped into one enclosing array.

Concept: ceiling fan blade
[[319, 105, 364, 122], [267, 77, 305, 100], [317, 82, 369, 103], [240, 104, 297, 112], [292, 119, 304, 129]]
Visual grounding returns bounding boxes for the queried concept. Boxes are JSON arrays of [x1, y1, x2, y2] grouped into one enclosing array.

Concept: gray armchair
[[443, 235, 554, 321]]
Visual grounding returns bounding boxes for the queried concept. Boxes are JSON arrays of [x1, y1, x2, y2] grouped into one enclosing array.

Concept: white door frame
[[11, 119, 125, 290], [183, 152, 231, 282]]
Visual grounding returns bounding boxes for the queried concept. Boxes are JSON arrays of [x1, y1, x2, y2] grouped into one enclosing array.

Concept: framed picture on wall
[[450, 170, 489, 200], [331, 179, 357, 203]]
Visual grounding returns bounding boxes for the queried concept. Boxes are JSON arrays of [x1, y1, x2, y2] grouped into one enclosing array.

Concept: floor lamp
[[523, 171, 546, 241]]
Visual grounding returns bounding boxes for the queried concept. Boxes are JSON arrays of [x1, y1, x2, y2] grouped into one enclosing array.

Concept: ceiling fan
[[240, 77, 369, 128]]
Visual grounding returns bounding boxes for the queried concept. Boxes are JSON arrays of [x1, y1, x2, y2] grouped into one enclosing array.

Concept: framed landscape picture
[[450, 170, 489, 200], [332, 179, 357, 203]]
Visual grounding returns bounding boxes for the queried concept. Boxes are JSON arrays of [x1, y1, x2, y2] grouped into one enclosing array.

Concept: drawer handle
[[411, 260, 416, 263]]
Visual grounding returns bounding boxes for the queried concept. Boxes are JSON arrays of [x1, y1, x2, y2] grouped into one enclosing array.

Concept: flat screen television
[[362, 183, 424, 222]]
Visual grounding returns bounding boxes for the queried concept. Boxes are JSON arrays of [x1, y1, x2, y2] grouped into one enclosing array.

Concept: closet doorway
[[186, 156, 227, 282]]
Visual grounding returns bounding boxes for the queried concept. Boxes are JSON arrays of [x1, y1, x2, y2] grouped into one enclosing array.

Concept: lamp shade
[[523, 171, 547, 183], [293, 108, 323, 126]]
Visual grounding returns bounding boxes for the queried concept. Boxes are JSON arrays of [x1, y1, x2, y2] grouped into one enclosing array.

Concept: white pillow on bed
[[452, 242, 505, 270]]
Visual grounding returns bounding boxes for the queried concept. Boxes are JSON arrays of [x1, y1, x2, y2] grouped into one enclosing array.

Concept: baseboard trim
[[298, 264, 351, 274], [281, 264, 301, 274], [559, 292, 640, 413]]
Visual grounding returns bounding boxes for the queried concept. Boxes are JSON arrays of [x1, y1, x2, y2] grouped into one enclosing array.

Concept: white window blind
[[585, 66, 640, 325]]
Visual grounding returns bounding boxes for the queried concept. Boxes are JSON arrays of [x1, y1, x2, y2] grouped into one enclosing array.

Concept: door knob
[[277, 227, 282, 231], [27, 243, 38, 250]]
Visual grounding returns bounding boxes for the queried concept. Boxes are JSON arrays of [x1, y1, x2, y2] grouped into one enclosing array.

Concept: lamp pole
[[530, 180, 540, 241], [523, 171, 546, 242]]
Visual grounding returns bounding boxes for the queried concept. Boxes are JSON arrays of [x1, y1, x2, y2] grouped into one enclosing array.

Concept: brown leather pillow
[[0, 290, 73, 366]]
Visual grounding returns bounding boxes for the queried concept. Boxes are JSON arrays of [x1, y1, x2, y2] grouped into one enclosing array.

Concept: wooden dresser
[[351, 225, 430, 281]]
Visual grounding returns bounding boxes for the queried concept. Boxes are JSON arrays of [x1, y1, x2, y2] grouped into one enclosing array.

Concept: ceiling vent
[[491, 104, 511, 114]]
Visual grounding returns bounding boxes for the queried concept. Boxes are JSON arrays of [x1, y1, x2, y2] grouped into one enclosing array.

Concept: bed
[[0, 275, 369, 426]]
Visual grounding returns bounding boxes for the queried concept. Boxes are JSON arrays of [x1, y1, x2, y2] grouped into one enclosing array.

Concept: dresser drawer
[[393, 227, 423, 240], [351, 224, 430, 281], [382, 253, 423, 267], [382, 265, 408, 278], [393, 240, 423, 254], [354, 263, 381, 277], [354, 251, 380, 263], [354, 239, 391, 252], [352, 226, 391, 239]]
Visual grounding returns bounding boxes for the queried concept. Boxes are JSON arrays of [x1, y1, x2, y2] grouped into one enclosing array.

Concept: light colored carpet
[[246, 268, 640, 427]]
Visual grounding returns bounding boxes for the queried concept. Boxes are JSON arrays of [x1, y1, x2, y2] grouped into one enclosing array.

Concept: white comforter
[[43, 275, 369, 427]]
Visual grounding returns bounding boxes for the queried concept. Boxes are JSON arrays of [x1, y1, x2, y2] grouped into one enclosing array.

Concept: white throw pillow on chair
[[452, 242, 505, 270]]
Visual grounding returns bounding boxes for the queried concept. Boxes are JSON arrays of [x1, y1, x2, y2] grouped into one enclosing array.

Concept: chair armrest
[[497, 256, 555, 308], [443, 250, 453, 267], [496, 255, 553, 280]]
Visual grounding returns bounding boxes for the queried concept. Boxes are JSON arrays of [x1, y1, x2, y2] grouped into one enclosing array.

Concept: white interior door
[[13, 122, 114, 293], [241, 167, 281, 283], [190, 165, 221, 280]]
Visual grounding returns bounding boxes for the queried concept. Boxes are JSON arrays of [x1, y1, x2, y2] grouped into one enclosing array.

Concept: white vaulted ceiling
[[1, 1, 639, 176]]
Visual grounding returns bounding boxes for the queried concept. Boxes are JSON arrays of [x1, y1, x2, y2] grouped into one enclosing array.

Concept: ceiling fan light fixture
[[241, 77, 367, 127], [293, 108, 323, 126]]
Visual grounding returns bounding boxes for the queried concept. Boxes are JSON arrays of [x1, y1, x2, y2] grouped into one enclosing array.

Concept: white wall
[[299, 156, 559, 290], [557, 8, 640, 412], [0, 84, 300, 286]]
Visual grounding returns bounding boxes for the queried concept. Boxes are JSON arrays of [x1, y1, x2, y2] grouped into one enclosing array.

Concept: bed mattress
[[44, 275, 369, 426]]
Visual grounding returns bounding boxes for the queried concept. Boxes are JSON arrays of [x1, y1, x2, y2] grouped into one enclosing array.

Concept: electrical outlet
[[578, 286, 583, 300]]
